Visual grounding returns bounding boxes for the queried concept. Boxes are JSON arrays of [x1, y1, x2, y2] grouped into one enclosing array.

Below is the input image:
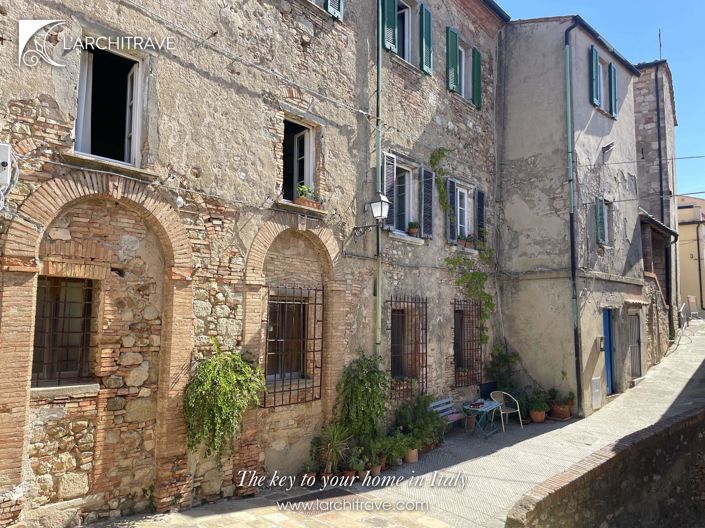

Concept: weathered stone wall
[[0, 0, 507, 524], [505, 408, 705, 528]]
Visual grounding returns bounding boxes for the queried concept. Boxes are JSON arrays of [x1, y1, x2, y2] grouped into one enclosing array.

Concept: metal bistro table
[[462, 399, 500, 438]]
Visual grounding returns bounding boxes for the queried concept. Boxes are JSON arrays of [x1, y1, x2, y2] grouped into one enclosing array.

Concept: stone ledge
[[273, 200, 328, 219], [61, 151, 160, 182], [30, 383, 100, 400], [388, 231, 425, 245]]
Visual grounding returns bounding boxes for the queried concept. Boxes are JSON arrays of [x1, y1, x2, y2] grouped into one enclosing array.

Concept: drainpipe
[[655, 63, 675, 337], [374, 0, 383, 356], [698, 223, 705, 310], [564, 19, 584, 417]]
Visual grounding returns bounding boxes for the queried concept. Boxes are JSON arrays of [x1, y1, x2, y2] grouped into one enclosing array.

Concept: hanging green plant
[[333, 352, 388, 449], [183, 337, 266, 460]]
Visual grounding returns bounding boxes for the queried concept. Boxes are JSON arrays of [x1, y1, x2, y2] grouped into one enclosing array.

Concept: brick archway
[[0, 171, 194, 512], [244, 211, 342, 284]]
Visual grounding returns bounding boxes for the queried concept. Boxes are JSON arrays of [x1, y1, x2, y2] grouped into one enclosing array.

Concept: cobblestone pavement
[[101, 322, 705, 528]]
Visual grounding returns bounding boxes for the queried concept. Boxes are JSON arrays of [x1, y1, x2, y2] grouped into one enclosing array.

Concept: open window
[[396, 1, 411, 61], [283, 119, 315, 202], [596, 197, 612, 246], [446, 179, 487, 247], [383, 153, 434, 237], [76, 48, 141, 165]]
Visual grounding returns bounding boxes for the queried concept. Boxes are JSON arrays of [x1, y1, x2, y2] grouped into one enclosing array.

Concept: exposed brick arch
[[3, 172, 191, 271], [0, 170, 195, 512], [244, 212, 341, 284]]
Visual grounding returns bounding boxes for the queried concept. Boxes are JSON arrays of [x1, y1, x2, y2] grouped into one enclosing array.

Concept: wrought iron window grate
[[453, 299, 483, 387], [32, 277, 94, 387], [263, 285, 323, 407], [387, 295, 428, 400]]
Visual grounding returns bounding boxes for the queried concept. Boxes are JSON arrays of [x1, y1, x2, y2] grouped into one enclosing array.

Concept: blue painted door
[[603, 309, 614, 395]]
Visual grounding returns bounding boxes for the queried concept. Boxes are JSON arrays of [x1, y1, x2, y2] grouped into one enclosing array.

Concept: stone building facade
[[496, 16, 654, 415], [0, 0, 508, 525]]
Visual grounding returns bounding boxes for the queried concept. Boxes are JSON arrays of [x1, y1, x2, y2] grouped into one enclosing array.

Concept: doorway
[[602, 309, 615, 395]]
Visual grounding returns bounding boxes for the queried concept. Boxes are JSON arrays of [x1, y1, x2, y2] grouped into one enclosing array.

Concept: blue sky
[[498, 0, 704, 197]]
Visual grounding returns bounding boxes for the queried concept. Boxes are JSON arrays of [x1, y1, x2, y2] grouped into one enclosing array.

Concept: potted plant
[[368, 453, 381, 477], [566, 391, 575, 415], [528, 388, 549, 423], [388, 432, 408, 466], [319, 423, 351, 475], [403, 434, 422, 464], [294, 184, 322, 209], [407, 221, 420, 237], [547, 388, 571, 419], [456, 235, 467, 248], [350, 453, 366, 480]]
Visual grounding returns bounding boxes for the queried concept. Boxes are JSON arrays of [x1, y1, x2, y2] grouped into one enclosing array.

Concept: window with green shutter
[[446, 28, 459, 92], [325, 0, 344, 20], [419, 4, 433, 74], [608, 63, 618, 118], [384, 0, 398, 53], [596, 197, 608, 245], [589, 45, 600, 107], [472, 48, 481, 108]]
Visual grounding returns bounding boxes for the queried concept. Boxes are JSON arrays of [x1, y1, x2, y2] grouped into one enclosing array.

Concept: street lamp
[[369, 193, 390, 223]]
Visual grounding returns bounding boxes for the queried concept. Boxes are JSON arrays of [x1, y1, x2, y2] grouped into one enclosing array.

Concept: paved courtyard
[[102, 321, 705, 528]]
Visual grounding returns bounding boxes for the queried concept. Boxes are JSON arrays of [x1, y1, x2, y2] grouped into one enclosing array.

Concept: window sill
[[62, 152, 159, 182], [273, 199, 327, 218], [592, 105, 617, 121], [30, 383, 100, 400], [388, 230, 425, 245], [389, 53, 426, 77], [452, 243, 479, 256], [450, 91, 479, 111]]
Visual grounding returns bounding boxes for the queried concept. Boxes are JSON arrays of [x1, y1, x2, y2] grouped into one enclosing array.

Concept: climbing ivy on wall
[[183, 337, 266, 460], [431, 147, 495, 345]]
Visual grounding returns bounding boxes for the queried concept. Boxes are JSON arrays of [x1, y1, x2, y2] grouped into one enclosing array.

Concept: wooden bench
[[430, 397, 467, 434]]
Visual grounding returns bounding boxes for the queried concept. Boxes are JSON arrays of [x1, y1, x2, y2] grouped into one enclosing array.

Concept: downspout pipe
[[655, 63, 675, 337], [698, 223, 705, 311], [565, 19, 584, 417], [374, 0, 383, 356]]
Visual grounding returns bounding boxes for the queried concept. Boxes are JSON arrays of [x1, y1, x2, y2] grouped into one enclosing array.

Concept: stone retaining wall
[[505, 408, 705, 528]]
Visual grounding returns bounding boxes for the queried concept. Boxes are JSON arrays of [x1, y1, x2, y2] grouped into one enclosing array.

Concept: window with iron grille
[[388, 296, 427, 400], [263, 285, 323, 407], [32, 277, 94, 387], [453, 299, 482, 387]]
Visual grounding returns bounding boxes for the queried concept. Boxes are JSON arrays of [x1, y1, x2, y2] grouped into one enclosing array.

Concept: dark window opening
[[79, 49, 137, 163], [397, 3, 409, 60], [263, 285, 323, 407], [388, 296, 427, 400], [282, 120, 309, 201], [32, 277, 94, 387], [453, 299, 482, 387]]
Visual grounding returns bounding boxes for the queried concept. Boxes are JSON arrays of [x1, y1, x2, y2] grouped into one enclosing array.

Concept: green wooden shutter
[[419, 4, 433, 74], [446, 178, 457, 243], [475, 189, 485, 242], [384, 153, 397, 229], [608, 62, 618, 118], [596, 198, 606, 245], [325, 0, 344, 19], [420, 168, 434, 238], [383, 0, 398, 53], [446, 28, 459, 92], [472, 47, 482, 108], [589, 45, 600, 107]]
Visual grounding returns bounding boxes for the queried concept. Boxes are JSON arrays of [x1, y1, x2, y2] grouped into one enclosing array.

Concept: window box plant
[[294, 184, 322, 209], [456, 235, 468, 247], [528, 388, 549, 423], [406, 221, 420, 237]]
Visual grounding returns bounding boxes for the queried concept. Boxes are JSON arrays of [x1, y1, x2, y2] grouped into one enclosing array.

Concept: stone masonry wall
[[505, 408, 705, 528]]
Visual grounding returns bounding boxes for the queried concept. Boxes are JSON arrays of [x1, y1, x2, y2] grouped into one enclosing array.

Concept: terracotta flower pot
[[358, 470, 368, 480], [342, 470, 356, 479], [403, 448, 419, 464], [529, 410, 546, 423], [370, 465, 382, 477], [379, 456, 387, 470], [550, 402, 570, 419], [407, 228, 419, 237], [294, 196, 322, 209], [566, 399, 575, 415]]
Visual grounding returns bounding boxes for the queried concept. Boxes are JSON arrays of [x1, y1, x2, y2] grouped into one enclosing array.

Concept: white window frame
[[396, 1, 412, 62], [75, 48, 143, 167], [394, 164, 414, 232], [599, 58, 610, 113], [284, 117, 316, 196], [458, 41, 473, 100], [456, 185, 474, 239]]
